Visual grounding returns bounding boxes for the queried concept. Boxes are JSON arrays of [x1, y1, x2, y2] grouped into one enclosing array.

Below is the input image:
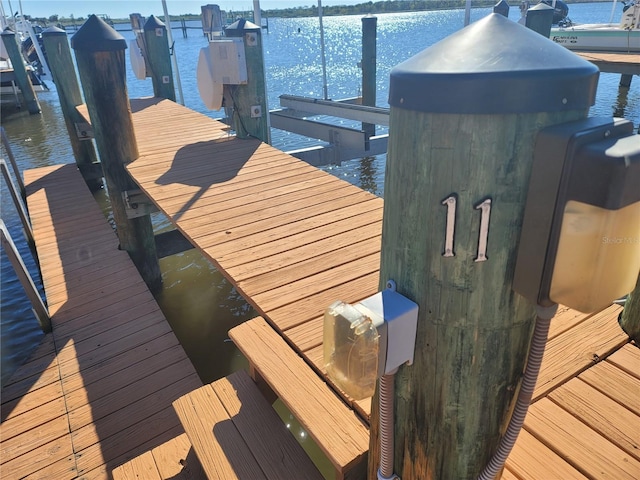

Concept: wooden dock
[[575, 51, 640, 76], [118, 99, 638, 479], [0, 163, 203, 479], [3, 97, 638, 479]]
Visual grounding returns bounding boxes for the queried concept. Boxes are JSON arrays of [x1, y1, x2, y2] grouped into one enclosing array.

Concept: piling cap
[[42, 26, 67, 37], [143, 15, 166, 31], [1, 27, 15, 37], [71, 14, 127, 52], [389, 13, 599, 114], [529, 3, 554, 12], [226, 19, 260, 31]]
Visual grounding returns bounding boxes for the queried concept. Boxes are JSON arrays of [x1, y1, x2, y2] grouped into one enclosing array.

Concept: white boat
[[550, 1, 640, 53], [1, 7, 49, 101]]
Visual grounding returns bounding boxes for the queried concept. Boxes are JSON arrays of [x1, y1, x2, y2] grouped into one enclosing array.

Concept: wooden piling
[[361, 15, 377, 139], [1, 28, 41, 114], [619, 274, 640, 342], [368, 14, 598, 479], [71, 14, 162, 293], [41, 26, 102, 190], [225, 19, 270, 144], [620, 74, 633, 88], [143, 15, 176, 101], [526, 3, 554, 37]]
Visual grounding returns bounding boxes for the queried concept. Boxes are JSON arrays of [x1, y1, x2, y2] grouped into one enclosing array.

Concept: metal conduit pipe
[[477, 303, 558, 480], [378, 372, 398, 480]]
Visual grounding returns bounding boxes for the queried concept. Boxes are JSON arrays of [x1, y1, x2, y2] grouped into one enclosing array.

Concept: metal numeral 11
[[441, 195, 457, 257], [474, 198, 492, 262]]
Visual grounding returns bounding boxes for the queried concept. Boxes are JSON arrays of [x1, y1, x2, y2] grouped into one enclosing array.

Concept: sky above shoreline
[[3, 0, 364, 19]]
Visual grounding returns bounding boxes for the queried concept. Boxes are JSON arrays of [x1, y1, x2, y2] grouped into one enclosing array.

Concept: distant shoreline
[[41, 0, 612, 27]]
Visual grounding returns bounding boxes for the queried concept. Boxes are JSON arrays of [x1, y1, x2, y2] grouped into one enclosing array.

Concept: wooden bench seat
[[229, 317, 370, 480], [173, 369, 324, 480]]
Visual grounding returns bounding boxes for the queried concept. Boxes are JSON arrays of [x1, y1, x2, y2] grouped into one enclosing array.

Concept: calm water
[[1, 4, 638, 471]]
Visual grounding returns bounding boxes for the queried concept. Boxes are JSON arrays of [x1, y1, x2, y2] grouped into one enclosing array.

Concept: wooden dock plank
[[578, 360, 640, 417], [111, 451, 162, 480], [525, 398, 640, 479], [0, 395, 67, 441], [150, 433, 207, 480], [504, 428, 588, 480], [533, 304, 626, 401], [548, 377, 640, 461], [606, 343, 640, 380], [0, 434, 75, 480]]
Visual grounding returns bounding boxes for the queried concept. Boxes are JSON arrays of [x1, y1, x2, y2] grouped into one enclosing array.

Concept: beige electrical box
[[208, 38, 247, 85]]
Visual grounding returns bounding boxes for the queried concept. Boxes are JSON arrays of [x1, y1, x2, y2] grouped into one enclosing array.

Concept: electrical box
[[323, 288, 419, 400], [514, 117, 640, 313], [208, 38, 247, 85]]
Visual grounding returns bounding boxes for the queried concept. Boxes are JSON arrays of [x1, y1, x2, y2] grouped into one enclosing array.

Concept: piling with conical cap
[[225, 19, 270, 143], [42, 26, 101, 190], [71, 14, 161, 293], [143, 15, 175, 101], [367, 13, 598, 479]]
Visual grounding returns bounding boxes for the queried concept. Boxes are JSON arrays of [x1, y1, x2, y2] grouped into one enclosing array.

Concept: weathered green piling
[[225, 19, 270, 144], [526, 2, 554, 37], [361, 14, 377, 138], [367, 14, 598, 479], [620, 274, 640, 342], [41, 27, 102, 190], [1, 28, 41, 114], [71, 15, 162, 293], [143, 15, 176, 101]]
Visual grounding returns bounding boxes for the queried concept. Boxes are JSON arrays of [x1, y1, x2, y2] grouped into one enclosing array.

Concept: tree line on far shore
[[24, 0, 603, 26]]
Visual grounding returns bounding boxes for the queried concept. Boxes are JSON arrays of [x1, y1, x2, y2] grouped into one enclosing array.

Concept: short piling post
[[71, 15, 162, 293], [225, 19, 270, 144], [361, 14, 377, 139], [1, 28, 41, 114], [620, 74, 633, 88], [41, 26, 102, 190], [526, 2, 554, 37], [143, 15, 176, 101], [620, 274, 640, 342], [367, 14, 598, 479], [493, 0, 510, 17]]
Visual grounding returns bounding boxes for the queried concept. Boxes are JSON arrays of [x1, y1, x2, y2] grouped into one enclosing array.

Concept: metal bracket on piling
[[123, 189, 159, 219], [74, 122, 94, 140]]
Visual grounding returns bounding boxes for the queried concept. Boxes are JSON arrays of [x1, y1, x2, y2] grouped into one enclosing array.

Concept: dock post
[[143, 15, 176, 101], [493, 0, 510, 17], [225, 19, 270, 144], [367, 14, 598, 479], [361, 14, 377, 140], [1, 28, 41, 114], [525, 3, 554, 37], [71, 15, 162, 293], [41, 26, 102, 190], [620, 275, 640, 342], [620, 74, 633, 88]]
